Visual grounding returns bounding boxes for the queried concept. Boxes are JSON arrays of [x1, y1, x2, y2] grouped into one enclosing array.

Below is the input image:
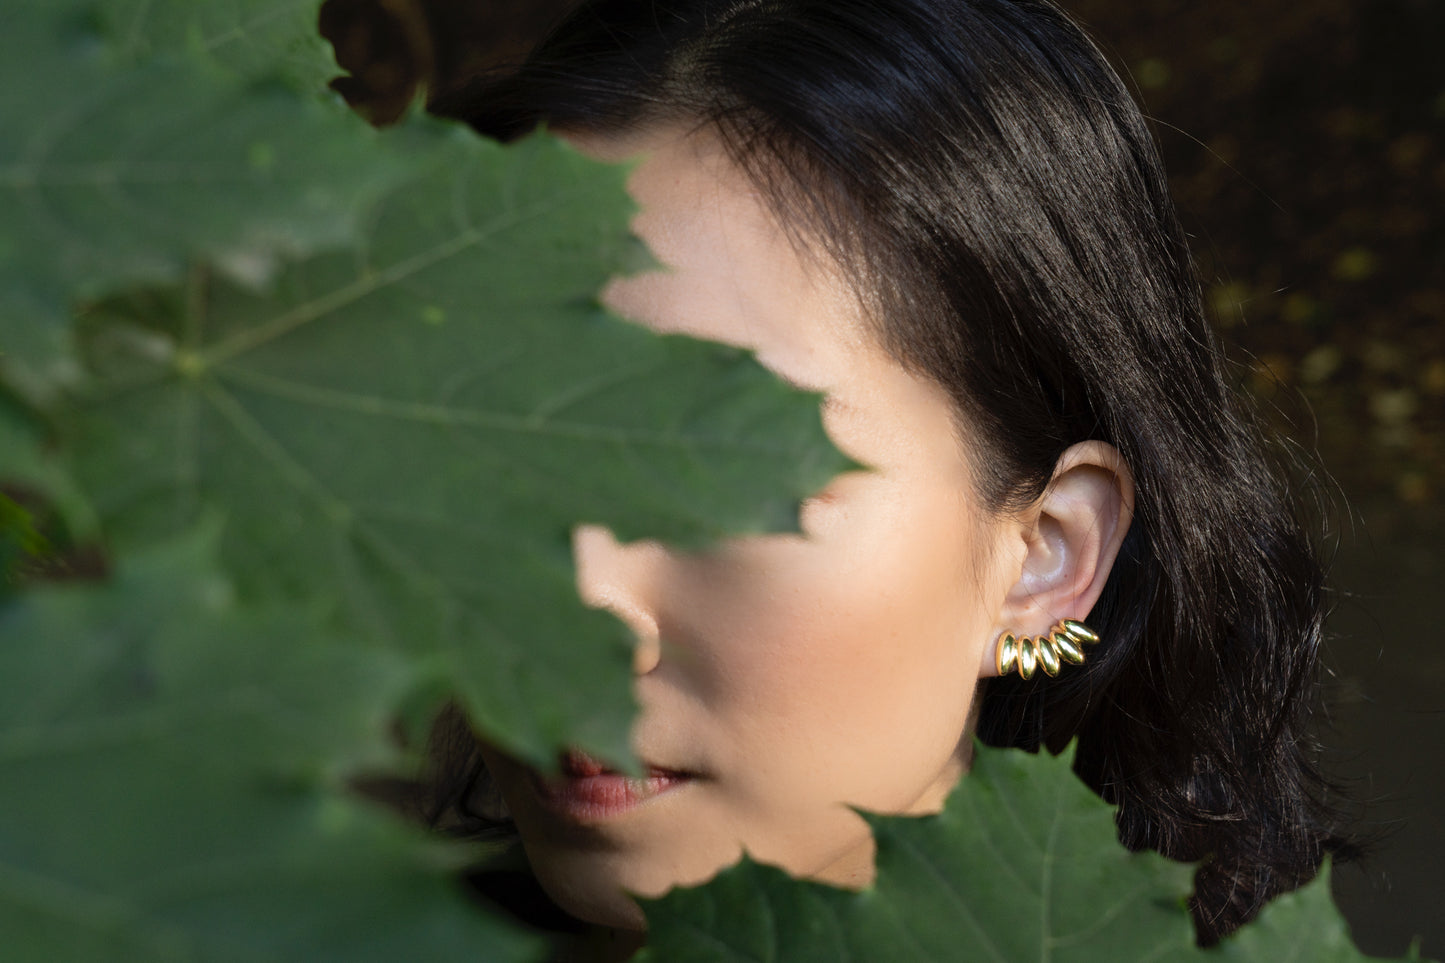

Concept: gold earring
[[995, 619, 1101, 680]]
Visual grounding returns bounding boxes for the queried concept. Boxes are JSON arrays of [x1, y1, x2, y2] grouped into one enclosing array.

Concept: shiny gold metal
[[1017, 637, 1039, 680], [1060, 619, 1099, 645], [1052, 630, 1086, 664], [996, 620, 1101, 680], [1036, 635, 1061, 676], [996, 633, 1019, 676]]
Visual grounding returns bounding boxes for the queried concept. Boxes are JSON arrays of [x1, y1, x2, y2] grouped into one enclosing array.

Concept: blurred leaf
[[0, 531, 541, 962], [1299, 345, 1343, 385], [98, 0, 337, 88], [55, 128, 849, 770], [0, 493, 49, 592], [1331, 247, 1379, 283], [0, 0, 409, 392], [0, 402, 97, 542]]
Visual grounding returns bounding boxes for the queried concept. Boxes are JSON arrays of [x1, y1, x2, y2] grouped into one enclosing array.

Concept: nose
[[572, 524, 664, 674]]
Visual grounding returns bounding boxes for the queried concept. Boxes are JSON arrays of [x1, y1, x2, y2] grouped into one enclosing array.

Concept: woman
[[419, 0, 1349, 949]]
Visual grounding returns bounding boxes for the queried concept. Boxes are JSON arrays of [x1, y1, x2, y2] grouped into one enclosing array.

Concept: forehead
[[581, 126, 974, 499], [585, 126, 872, 394]]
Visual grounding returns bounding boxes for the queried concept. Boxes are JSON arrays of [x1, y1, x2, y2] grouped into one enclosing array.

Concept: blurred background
[[322, 0, 1444, 954], [1058, 3, 1444, 955]]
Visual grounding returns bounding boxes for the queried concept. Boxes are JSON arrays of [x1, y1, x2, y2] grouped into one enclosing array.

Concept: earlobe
[[980, 441, 1134, 677]]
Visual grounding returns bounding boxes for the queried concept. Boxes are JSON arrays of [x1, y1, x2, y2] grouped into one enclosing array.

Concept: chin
[[514, 814, 752, 932], [517, 814, 878, 937], [543, 877, 648, 931], [522, 847, 654, 931]]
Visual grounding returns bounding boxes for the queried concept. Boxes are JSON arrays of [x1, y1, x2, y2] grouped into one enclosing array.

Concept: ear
[[979, 441, 1135, 677]]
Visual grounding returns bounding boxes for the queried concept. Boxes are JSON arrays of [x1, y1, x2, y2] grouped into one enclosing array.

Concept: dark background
[[325, 0, 1445, 954], [1057, 3, 1445, 956]]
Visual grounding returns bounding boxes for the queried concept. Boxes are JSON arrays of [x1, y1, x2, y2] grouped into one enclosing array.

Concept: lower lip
[[534, 766, 693, 821]]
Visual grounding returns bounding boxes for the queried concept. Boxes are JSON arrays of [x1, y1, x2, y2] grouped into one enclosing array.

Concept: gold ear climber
[[995, 619, 1101, 680]]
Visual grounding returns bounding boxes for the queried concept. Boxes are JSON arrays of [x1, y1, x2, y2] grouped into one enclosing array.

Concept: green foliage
[[0, 532, 539, 962], [0, 402, 95, 541], [55, 122, 846, 768], [0, 1, 1424, 961], [642, 745, 1410, 962], [4, 0, 846, 772], [0, 0, 407, 391], [0, 492, 49, 589], [98, 0, 336, 86], [639, 745, 1197, 962]]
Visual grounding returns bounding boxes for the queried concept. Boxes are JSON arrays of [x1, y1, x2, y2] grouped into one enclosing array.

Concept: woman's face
[[478, 128, 1025, 929]]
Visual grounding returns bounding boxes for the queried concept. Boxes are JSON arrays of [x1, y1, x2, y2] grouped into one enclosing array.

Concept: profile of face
[[477, 127, 1133, 931]]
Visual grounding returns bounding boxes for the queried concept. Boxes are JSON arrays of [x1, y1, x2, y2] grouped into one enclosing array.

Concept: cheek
[[660, 488, 991, 811]]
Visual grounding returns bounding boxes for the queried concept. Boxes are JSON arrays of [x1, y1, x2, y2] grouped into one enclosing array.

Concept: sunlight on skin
[[479, 126, 1132, 933]]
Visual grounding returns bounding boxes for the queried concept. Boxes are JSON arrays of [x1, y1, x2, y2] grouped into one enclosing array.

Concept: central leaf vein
[[217, 365, 796, 453]]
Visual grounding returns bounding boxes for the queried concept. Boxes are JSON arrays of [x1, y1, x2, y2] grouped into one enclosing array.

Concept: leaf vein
[[201, 380, 352, 522], [885, 830, 1010, 963], [199, 205, 548, 365], [217, 366, 800, 453]]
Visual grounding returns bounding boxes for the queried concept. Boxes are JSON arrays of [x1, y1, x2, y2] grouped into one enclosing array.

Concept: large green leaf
[[0, 532, 540, 962], [98, 0, 337, 89], [640, 743, 1421, 962], [639, 743, 1199, 963], [0, 0, 406, 390], [56, 128, 848, 769]]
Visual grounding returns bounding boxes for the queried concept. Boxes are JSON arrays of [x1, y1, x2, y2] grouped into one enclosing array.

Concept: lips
[[533, 749, 695, 821]]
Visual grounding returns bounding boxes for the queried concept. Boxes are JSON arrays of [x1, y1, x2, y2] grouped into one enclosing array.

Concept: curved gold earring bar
[[995, 620, 1102, 680]]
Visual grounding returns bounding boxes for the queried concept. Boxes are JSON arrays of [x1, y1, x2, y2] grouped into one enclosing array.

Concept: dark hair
[[432, 0, 1350, 944]]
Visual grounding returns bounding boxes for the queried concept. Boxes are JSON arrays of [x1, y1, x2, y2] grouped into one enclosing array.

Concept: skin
[[478, 126, 1134, 933]]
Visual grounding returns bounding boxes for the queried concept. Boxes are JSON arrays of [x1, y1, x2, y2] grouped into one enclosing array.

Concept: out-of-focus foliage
[[0, 0, 409, 394], [1061, 0, 1445, 525], [99, 0, 338, 85], [0, 532, 542, 963]]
